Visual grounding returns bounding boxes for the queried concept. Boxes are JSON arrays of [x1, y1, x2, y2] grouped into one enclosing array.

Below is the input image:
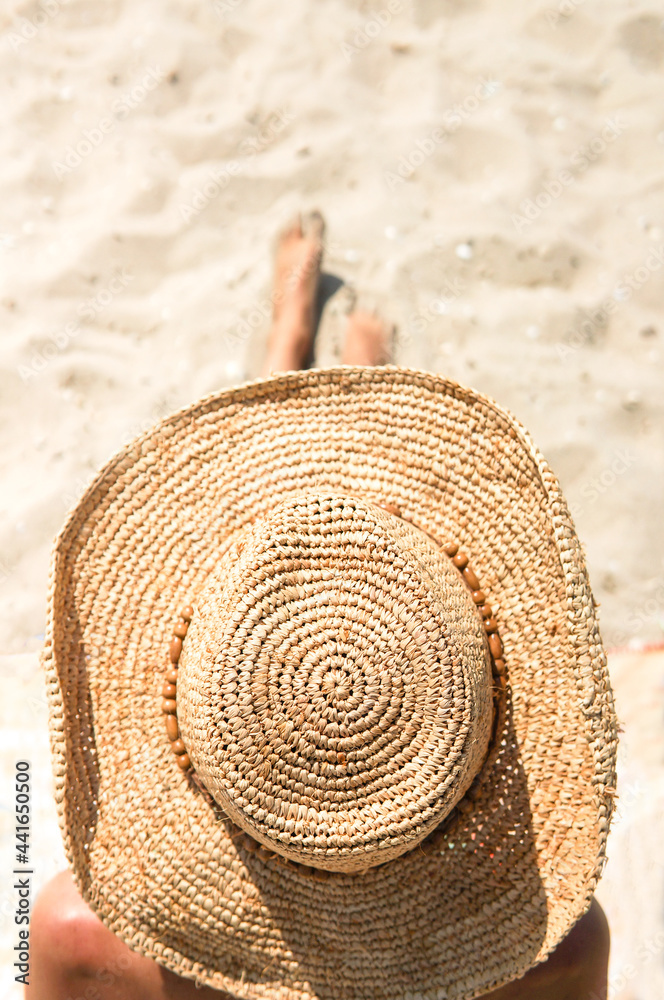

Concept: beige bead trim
[[161, 604, 194, 771], [419, 539, 507, 856], [161, 527, 507, 874]]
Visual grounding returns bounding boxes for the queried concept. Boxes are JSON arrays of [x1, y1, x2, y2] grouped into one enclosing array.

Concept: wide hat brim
[[44, 366, 617, 1000]]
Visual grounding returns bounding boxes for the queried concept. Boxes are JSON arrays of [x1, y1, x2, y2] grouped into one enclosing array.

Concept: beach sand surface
[[1, 0, 663, 996]]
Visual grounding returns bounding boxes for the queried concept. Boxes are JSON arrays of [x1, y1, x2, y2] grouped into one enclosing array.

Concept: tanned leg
[[261, 210, 325, 375], [480, 899, 610, 1000], [27, 870, 230, 999], [341, 309, 394, 366]]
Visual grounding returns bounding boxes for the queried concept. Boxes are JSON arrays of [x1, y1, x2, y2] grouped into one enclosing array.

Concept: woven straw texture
[[178, 494, 493, 872], [43, 366, 617, 1000]]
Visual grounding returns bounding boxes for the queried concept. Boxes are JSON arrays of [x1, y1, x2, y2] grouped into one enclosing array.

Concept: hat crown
[[177, 493, 493, 872]]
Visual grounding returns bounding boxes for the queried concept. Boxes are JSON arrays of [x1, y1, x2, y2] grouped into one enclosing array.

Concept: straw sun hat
[[44, 366, 617, 1000]]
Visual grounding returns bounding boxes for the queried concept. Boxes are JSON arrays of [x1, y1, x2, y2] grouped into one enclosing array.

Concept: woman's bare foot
[[262, 211, 325, 375], [341, 310, 394, 366]]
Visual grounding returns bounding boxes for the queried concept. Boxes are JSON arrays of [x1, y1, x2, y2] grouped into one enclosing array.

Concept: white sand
[[1, 0, 663, 996], [596, 649, 664, 1000]]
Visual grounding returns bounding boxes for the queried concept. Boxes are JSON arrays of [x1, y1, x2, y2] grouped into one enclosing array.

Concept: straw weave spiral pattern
[[178, 494, 492, 871], [43, 366, 618, 1000]]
